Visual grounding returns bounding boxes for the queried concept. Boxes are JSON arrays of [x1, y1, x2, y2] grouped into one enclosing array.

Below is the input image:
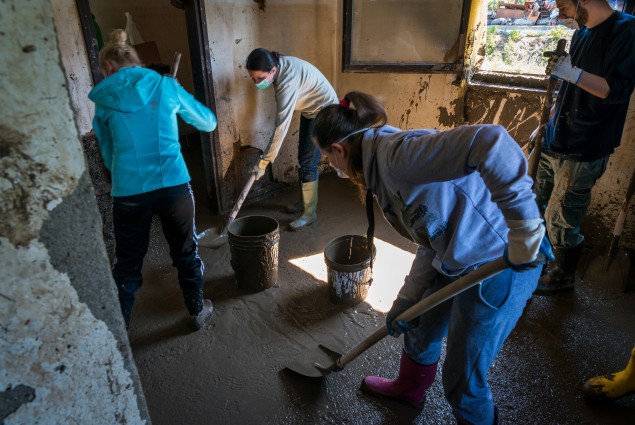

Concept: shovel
[[285, 257, 508, 378], [582, 166, 635, 291], [527, 38, 568, 182], [198, 173, 257, 249]]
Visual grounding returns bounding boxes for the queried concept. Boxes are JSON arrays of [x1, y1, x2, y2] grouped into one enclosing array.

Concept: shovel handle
[[169, 51, 182, 78], [335, 257, 509, 370], [606, 166, 635, 263], [229, 173, 257, 222], [528, 38, 567, 181]]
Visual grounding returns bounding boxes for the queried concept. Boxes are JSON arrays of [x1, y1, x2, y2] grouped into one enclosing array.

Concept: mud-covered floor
[[127, 149, 635, 424]]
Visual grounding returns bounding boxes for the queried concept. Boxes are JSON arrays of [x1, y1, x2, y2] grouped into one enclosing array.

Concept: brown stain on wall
[[464, 85, 544, 144], [437, 97, 463, 128], [399, 76, 431, 129]]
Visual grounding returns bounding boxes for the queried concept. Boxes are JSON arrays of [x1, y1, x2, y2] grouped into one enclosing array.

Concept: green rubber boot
[[289, 180, 318, 231]]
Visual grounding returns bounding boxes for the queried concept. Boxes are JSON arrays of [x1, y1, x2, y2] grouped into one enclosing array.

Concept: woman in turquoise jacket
[[313, 91, 552, 424], [89, 29, 217, 330]]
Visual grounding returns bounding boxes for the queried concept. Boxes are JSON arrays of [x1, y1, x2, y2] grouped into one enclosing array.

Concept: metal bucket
[[324, 235, 375, 305], [228, 215, 279, 292]]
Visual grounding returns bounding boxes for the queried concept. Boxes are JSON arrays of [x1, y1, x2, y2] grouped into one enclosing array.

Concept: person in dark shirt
[[534, 0, 635, 295]]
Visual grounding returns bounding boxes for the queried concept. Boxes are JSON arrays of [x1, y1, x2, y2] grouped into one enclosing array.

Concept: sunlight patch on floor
[[288, 238, 415, 312]]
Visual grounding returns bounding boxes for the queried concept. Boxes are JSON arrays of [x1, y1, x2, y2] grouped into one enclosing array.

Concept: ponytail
[[99, 29, 142, 70], [313, 91, 387, 150], [313, 91, 387, 199]]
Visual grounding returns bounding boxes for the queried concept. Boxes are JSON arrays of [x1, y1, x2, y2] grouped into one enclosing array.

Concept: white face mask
[[330, 127, 371, 179], [559, 18, 579, 30], [559, 1, 580, 30], [333, 156, 349, 179]]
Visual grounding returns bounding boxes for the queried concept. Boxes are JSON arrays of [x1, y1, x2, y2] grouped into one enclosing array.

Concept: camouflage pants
[[534, 153, 609, 249]]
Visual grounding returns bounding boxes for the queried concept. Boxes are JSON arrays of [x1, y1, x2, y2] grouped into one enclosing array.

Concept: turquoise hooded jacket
[[89, 67, 217, 197]]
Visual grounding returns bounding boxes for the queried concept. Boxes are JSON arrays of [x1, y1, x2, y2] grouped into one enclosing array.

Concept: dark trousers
[[112, 183, 204, 326], [298, 116, 321, 183]]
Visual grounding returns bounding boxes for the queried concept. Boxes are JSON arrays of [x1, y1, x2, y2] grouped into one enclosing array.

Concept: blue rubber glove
[[386, 297, 418, 337], [505, 235, 555, 272]]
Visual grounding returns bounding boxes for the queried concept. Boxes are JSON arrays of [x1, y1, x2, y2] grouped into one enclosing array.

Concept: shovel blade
[[197, 227, 227, 249], [582, 248, 630, 290], [283, 344, 344, 378]]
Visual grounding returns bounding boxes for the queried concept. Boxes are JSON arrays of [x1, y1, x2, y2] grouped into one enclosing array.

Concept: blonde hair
[[99, 29, 142, 70]]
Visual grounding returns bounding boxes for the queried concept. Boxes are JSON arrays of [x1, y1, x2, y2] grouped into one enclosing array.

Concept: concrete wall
[[0, 1, 148, 423]]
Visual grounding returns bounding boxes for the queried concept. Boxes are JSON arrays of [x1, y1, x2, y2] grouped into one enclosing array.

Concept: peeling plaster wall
[[51, 0, 95, 136], [0, 1, 147, 423]]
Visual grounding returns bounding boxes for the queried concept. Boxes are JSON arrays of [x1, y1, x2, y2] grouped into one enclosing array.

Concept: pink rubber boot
[[360, 351, 437, 408]]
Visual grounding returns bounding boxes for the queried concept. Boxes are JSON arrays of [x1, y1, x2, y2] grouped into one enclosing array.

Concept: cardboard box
[[133, 41, 162, 67]]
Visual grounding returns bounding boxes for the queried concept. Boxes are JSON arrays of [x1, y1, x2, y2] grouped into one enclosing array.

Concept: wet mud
[[130, 164, 635, 424]]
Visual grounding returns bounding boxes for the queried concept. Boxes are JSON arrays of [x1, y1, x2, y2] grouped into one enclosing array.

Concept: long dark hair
[[246, 48, 281, 71], [313, 91, 387, 196]]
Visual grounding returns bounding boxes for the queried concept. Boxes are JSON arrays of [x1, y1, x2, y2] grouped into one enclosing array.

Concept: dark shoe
[[534, 245, 581, 296], [360, 351, 437, 408], [535, 268, 575, 294], [190, 299, 213, 331]]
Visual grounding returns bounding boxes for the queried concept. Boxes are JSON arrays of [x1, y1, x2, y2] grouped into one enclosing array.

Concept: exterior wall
[[0, 1, 148, 423]]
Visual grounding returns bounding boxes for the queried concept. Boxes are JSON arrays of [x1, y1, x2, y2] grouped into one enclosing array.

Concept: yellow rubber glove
[[252, 158, 269, 180]]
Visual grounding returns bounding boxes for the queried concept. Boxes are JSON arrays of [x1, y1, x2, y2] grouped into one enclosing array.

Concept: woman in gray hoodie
[[313, 91, 552, 424], [246, 48, 338, 230]]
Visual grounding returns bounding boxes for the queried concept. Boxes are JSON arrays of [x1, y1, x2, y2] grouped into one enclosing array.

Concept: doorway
[[76, 0, 222, 215]]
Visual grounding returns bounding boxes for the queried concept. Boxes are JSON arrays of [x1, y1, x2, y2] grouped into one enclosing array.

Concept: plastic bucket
[[228, 215, 280, 292], [324, 235, 375, 305]]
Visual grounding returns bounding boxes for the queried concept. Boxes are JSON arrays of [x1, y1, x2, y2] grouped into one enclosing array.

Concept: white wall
[[0, 1, 145, 422]]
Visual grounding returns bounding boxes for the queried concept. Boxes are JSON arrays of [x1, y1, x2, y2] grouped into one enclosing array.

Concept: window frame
[[342, 0, 473, 73]]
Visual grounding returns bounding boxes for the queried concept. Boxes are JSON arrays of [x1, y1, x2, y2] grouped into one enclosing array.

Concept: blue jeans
[[533, 154, 609, 249], [298, 116, 321, 183], [112, 183, 204, 325], [404, 267, 540, 424]]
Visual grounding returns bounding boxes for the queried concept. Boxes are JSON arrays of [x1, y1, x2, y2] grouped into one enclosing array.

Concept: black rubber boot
[[534, 245, 581, 295]]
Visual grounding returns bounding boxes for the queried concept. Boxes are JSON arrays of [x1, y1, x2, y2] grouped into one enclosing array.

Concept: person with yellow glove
[[583, 346, 635, 402], [246, 48, 338, 230]]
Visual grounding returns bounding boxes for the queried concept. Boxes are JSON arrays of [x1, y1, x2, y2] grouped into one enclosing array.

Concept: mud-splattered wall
[[0, 1, 148, 423]]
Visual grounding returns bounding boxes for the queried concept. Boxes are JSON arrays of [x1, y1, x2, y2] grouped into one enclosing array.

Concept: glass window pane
[[351, 0, 464, 64]]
